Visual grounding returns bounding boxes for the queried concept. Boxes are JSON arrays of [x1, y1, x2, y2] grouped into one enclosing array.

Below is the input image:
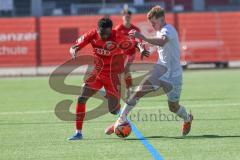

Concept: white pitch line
[[0, 110, 54, 115], [0, 102, 239, 115]]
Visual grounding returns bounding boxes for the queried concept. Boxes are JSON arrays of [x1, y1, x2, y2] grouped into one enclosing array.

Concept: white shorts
[[159, 75, 182, 102], [145, 64, 182, 102]]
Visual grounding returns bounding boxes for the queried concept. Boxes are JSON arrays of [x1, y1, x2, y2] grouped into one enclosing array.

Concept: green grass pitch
[[0, 69, 240, 160]]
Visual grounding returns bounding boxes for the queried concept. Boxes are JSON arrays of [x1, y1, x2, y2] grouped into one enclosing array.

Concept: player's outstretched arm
[[142, 36, 168, 47], [69, 30, 95, 60], [129, 30, 168, 47]]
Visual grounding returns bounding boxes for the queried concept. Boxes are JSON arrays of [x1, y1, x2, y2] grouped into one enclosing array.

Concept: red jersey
[[115, 24, 140, 57], [75, 29, 136, 74]]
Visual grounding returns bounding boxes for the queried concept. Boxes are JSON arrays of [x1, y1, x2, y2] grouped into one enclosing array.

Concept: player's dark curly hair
[[98, 17, 113, 29]]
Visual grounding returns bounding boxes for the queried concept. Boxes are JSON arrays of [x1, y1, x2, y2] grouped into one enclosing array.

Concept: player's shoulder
[[86, 29, 98, 36], [161, 24, 176, 33], [77, 29, 98, 43], [81, 29, 98, 41], [76, 29, 97, 43], [131, 24, 140, 32], [159, 24, 178, 40], [160, 24, 176, 36], [114, 24, 123, 30]]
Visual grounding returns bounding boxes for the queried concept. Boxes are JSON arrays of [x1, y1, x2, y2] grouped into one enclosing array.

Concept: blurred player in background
[[115, 9, 141, 98], [112, 6, 193, 136], [68, 17, 149, 140]]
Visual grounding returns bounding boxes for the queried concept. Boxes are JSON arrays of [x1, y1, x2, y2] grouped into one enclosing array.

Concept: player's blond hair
[[147, 5, 165, 20]]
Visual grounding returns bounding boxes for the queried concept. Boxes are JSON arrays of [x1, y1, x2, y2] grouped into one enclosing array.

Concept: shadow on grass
[[181, 97, 229, 101], [196, 117, 240, 121], [125, 134, 240, 141], [0, 120, 114, 126]]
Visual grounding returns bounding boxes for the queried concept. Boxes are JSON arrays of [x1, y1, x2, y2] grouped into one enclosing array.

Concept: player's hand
[[140, 50, 150, 60], [129, 29, 145, 40], [69, 46, 78, 60]]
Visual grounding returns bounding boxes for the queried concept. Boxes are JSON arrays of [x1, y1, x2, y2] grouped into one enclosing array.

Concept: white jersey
[[156, 24, 182, 78]]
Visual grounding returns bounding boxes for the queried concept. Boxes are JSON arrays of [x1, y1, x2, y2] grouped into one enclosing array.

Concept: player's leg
[[68, 85, 99, 140], [76, 85, 99, 131], [119, 64, 169, 121], [107, 78, 161, 133], [104, 93, 121, 135], [166, 76, 193, 136], [103, 74, 122, 135], [168, 101, 193, 136], [113, 79, 157, 128], [69, 72, 103, 140], [124, 55, 135, 98], [101, 73, 122, 115], [124, 68, 133, 97], [107, 94, 121, 115], [109, 64, 168, 133]]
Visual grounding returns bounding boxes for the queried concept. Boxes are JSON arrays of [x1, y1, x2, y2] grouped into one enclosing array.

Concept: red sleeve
[[132, 25, 140, 33], [75, 29, 96, 49]]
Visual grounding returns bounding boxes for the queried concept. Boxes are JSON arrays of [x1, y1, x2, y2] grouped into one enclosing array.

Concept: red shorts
[[84, 72, 120, 98]]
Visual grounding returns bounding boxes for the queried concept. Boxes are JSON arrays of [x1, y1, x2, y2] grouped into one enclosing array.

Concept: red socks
[[76, 103, 86, 130]]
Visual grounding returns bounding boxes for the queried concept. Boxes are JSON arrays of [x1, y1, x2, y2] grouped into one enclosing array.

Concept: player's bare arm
[[130, 30, 168, 47]]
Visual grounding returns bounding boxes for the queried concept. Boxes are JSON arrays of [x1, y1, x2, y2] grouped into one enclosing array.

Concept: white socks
[[176, 106, 190, 122], [120, 103, 135, 121], [76, 130, 82, 134]]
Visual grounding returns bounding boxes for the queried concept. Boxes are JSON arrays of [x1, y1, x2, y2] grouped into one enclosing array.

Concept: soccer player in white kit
[[105, 5, 193, 136]]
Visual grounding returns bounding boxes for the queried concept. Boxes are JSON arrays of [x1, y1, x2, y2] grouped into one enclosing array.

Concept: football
[[114, 121, 132, 138]]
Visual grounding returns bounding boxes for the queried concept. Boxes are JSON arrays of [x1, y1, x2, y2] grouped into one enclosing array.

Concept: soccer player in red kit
[[115, 9, 141, 97], [68, 17, 149, 140]]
